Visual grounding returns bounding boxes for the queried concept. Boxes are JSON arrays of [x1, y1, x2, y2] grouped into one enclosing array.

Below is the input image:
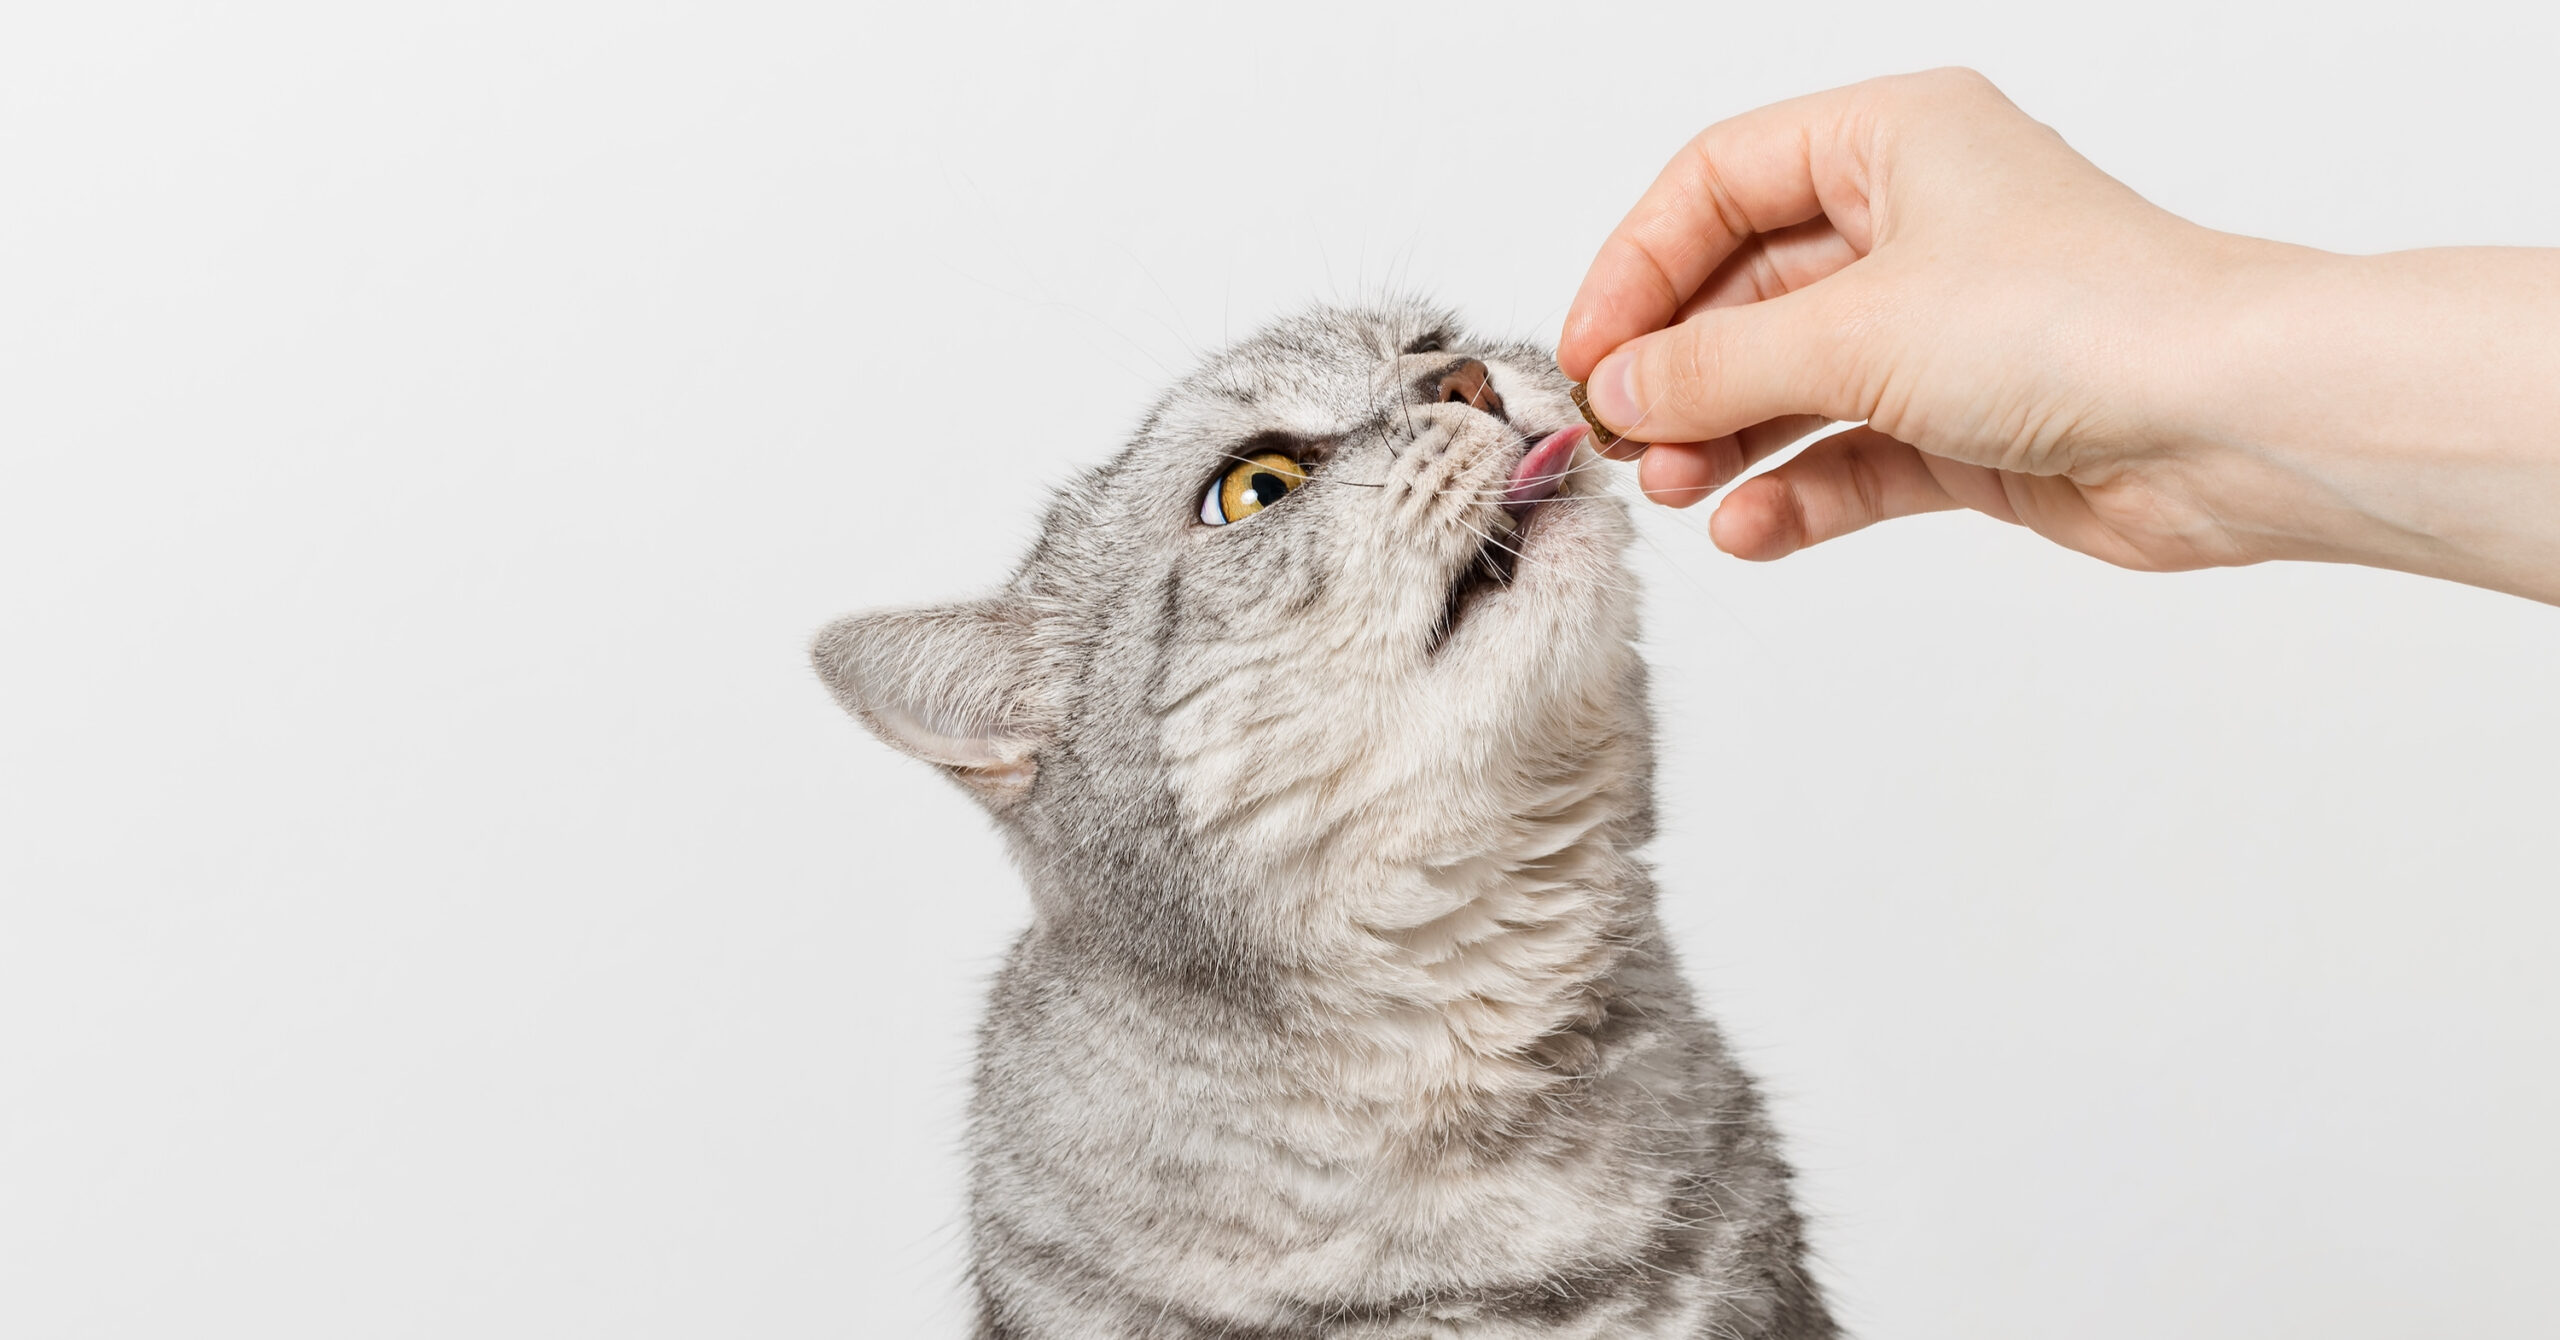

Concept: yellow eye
[[1199, 452, 1308, 526]]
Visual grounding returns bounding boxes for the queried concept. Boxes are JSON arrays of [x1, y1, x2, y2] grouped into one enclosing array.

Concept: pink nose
[[1433, 359, 1505, 419]]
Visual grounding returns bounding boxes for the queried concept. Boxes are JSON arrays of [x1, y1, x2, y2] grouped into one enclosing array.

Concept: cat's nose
[[1429, 359, 1506, 420]]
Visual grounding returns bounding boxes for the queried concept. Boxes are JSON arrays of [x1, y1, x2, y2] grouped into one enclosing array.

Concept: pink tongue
[[1505, 424, 1588, 513]]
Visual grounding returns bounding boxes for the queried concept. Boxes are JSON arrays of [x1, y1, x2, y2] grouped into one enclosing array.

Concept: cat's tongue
[[1504, 425, 1588, 517]]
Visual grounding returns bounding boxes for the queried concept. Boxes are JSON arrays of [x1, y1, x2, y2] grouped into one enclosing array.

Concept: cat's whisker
[[1401, 452, 1629, 505], [1422, 465, 1712, 607], [1438, 512, 1649, 602]]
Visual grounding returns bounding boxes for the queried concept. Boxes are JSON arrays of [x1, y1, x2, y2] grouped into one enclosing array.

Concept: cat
[[814, 301, 1836, 1339]]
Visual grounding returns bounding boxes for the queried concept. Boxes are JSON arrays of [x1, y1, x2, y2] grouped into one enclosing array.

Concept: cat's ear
[[811, 599, 1048, 807]]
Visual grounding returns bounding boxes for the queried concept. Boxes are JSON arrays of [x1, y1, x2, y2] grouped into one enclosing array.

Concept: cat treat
[[1570, 379, 1626, 451]]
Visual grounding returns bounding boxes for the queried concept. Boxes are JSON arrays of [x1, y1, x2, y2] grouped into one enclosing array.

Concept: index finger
[[1556, 82, 1881, 381]]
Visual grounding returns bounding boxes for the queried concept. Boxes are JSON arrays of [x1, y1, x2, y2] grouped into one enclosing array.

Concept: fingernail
[[1587, 351, 1640, 430]]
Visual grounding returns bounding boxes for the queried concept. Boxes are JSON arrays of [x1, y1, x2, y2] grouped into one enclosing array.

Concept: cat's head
[[815, 301, 1645, 912]]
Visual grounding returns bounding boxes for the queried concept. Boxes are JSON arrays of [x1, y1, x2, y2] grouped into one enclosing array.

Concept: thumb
[[1582, 281, 1876, 445]]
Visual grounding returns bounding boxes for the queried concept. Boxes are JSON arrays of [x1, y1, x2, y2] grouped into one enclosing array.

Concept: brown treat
[[1569, 382, 1624, 451]]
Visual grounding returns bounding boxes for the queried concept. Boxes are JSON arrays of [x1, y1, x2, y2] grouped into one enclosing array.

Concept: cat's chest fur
[[968, 752, 1758, 1337]]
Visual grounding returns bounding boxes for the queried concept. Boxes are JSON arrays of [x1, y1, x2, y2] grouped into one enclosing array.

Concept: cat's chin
[[1430, 472, 1633, 662], [1427, 430, 1628, 658]]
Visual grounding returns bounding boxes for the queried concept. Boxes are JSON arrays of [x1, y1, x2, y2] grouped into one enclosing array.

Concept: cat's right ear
[[810, 600, 1048, 807]]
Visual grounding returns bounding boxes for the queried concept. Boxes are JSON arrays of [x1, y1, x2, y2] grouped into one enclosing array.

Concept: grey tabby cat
[[815, 301, 1836, 1339]]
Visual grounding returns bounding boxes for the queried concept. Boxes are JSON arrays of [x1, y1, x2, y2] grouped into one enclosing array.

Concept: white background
[[5, 2, 2557, 1336]]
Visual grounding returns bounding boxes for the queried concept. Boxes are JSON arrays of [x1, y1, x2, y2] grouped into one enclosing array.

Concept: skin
[[1559, 67, 2560, 606]]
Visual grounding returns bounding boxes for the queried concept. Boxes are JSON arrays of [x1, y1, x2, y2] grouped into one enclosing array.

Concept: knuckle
[[1814, 282, 1901, 420], [1774, 478, 1813, 553], [1684, 137, 1760, 242], [1920, 65, 1995, 96], [1875, 66, 1998, 119], [1739, 248, 1787, 303], [1667, 326, 1726, 414], [1606, 232, 1684, 320], [1709, 435, 1747, 483], [1838, 440, 1891, 524]]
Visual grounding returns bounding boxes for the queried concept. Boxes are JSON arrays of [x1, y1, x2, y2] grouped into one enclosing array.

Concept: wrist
[[2152, 243, 2458, 572], [2157, 243, 2560, 602]]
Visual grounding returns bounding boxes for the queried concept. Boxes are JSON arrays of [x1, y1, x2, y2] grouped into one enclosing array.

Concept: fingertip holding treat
[[1568, 382, 1627, 454], [1585, 352, 1641, 432]]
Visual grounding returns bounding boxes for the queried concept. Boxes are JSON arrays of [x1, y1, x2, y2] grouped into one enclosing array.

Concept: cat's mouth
[[1426, 426, 1587, 655]]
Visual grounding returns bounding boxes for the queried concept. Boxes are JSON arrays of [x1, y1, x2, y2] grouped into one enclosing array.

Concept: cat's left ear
[[810, 599, 1048, 807]]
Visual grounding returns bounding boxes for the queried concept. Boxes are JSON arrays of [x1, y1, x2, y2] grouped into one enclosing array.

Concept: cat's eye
[[1199, 452, 1308, 526]]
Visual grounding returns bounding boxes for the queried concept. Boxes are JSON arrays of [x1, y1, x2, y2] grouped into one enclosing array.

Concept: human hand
[[1559, 69, 2316, 574]]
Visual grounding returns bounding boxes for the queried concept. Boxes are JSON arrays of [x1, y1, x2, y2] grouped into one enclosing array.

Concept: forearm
[[2173, 243, 2560, 603]]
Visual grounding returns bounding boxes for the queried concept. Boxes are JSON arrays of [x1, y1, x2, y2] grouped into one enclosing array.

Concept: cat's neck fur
[[1040, 652, 1661, 1117]]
